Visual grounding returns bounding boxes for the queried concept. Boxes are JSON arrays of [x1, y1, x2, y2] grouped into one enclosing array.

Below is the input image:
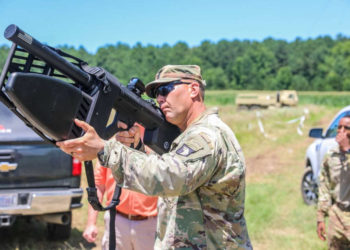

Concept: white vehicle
[[301, 105, 350, 205]]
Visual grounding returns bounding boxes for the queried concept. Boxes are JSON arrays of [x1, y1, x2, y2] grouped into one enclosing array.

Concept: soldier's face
[[337, 117, 350, 138], [156, 82, 192, 129]]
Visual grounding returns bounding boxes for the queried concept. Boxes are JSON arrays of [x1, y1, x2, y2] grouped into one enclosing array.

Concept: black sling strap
[[80, 59, 144, 250], [109, 208, 117, 250], [84, 160, 121, 250]]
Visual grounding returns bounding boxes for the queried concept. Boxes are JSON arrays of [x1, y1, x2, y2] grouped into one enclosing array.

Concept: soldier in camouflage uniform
[[57, 65, 252, 249], [317, 115, 350, 249]]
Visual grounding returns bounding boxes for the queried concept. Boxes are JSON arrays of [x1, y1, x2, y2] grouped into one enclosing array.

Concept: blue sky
[[0, 0, 349, 53]]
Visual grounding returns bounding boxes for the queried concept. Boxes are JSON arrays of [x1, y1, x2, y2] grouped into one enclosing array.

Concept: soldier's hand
[[317, 221, 326, 241], [336, 130, 350, 152], [56, 119, 105, 161], [115, 121, 141, 148]]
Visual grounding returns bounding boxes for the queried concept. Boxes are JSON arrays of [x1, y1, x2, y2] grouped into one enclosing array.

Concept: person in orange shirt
[[83, 126, 158, 250]]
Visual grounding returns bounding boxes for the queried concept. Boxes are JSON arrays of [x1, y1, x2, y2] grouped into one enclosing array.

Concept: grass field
[[1, 91, 348, 249], [205, 90, 350, 107]]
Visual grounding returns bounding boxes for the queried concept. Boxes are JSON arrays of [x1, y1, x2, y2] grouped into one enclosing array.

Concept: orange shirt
[[94, 163, 158, 217]]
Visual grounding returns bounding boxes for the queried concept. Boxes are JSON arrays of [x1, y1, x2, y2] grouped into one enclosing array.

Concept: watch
[[97, 149, 107, 166]]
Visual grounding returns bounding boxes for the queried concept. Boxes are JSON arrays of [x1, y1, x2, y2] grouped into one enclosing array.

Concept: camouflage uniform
[[317, 145, 350, 249], [103, 107, 252, 249]]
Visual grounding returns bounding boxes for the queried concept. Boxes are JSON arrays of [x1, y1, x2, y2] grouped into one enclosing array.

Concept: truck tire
[[237, 105, 248, 110], [301, 166, 318, 205], [47, 212, 72, 240], [249, 105, 260, 110]]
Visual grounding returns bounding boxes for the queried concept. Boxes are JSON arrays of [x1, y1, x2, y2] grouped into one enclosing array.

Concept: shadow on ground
[[0, 217, 96, 249]]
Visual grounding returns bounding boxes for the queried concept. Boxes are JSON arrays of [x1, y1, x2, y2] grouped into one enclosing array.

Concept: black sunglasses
[[338, 125, 350, 130], [154, 81, 190, 97]]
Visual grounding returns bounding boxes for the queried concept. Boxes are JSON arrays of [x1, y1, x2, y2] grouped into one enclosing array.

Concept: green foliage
[[203, 67, 229, 89], [0, 45, 10, 72], [298, 92, 350, 107], [204, 90, 237, 106], [1, 35, 350, 91]]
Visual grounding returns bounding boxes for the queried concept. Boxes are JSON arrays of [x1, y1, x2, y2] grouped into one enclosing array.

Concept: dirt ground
[[246, 109, 332, 182]]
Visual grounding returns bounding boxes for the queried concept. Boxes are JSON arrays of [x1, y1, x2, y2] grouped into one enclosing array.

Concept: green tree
[[232, 42, 277, 90], [0, 45, 10, 73], [203, 67, 229, 89], [290, 75, 309, 90], [271, 66, 293, 90], [327, 40, 350, 90]]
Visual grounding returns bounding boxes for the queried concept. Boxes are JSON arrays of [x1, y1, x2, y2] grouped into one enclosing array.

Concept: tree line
[[1, 34, 350, 91]]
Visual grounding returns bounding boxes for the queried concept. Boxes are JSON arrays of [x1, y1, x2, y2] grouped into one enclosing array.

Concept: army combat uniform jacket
[[317, 145, 350, 248], [317, 145, 350, 222], [103, 108, 252, 249]]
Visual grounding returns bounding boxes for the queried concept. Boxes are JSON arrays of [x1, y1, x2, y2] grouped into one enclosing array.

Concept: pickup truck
[[0, 101, 83, 240], [301, 105, 350, 205]]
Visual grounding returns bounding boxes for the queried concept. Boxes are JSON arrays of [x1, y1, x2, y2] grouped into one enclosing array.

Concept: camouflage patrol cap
[[145, 65, 206, 98]]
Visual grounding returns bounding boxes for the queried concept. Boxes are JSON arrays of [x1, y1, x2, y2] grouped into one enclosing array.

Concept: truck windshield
[[0, 102, 42, 142]]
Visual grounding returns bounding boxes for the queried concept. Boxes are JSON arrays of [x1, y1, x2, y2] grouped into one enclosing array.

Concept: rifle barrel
[[4, 24, 92, 89]]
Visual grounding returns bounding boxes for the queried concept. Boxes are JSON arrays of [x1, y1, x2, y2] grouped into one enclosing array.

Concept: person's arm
[[316, 154, 332, 241], [56, 119, 142, 162], [56, 119, 105, 161], [83, 184, 105, 242], [104, 129, 231, 197], [83, 162, 106, 243]]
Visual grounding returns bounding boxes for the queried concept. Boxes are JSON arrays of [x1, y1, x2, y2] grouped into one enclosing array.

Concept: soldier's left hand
[[56, 119, 105, 161]]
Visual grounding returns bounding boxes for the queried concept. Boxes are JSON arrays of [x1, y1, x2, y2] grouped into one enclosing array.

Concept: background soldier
[[57, 65, 252, 249], [317, 115, 350, 249]]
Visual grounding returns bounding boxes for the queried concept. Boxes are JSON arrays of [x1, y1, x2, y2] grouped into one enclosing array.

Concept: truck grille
[[0, 150, 15, 161]]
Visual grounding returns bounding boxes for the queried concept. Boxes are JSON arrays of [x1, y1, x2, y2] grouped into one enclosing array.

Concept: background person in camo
[[317, 115, 350, 249], [56, 65, 252, 249]]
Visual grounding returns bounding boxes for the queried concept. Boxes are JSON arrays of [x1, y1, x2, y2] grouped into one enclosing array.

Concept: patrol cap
[[145, 65, 206, 98]]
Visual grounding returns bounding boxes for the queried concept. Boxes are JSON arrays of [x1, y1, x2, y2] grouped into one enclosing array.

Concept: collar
[[172, 107, 219, 147], [190, 107, 218, 126]]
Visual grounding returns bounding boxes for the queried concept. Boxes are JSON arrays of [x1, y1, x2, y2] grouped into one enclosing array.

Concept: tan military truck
[[235, 90, 298, 110]]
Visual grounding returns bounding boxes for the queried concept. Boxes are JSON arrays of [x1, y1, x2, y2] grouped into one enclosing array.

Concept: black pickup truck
[[0, 101, 83, 240]]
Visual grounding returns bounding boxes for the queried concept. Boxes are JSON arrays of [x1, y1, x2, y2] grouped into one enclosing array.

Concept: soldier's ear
[[189, 82, 200, 98]]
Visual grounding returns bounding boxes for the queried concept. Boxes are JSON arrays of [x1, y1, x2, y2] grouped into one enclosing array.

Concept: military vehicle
[[235, 90, 298, 110]]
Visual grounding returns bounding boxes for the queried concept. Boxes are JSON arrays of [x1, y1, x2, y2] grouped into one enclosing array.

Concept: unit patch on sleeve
[[176, 144, 195, 157]]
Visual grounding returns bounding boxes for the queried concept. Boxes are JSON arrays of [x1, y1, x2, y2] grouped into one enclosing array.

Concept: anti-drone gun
[[0, 24, 180, 154]]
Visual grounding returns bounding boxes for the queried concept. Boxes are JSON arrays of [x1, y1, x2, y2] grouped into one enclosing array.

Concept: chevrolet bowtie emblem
[[0, 162, 18, 172]]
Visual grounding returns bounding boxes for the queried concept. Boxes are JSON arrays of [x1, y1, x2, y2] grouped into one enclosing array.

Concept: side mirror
[[309, 128, 323, 138]]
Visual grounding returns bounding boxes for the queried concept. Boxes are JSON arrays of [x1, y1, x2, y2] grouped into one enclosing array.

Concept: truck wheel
[[237, 105, 248, 111], [47, 212, 72, 240], [301, 167, 318, 205], [250, 105, 260, 110]]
